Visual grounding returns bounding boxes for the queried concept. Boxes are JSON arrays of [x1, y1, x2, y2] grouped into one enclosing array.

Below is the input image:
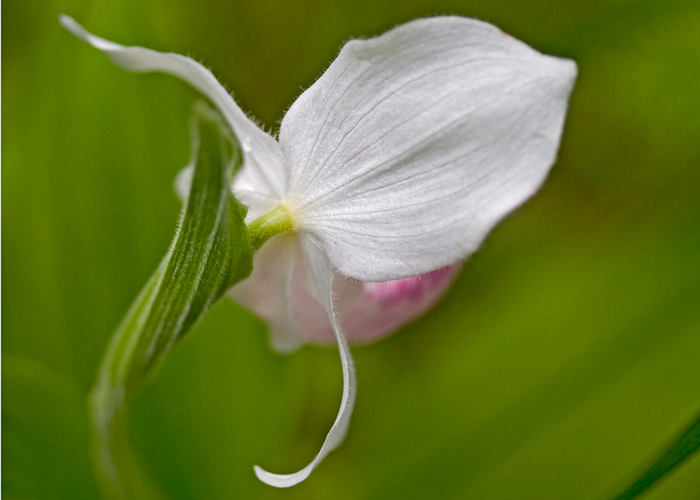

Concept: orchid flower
[[61, 14, 577, 488]]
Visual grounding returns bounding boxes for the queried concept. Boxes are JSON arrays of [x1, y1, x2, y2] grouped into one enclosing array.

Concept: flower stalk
[[248, 204, 295, 250], [87, 102, 253, 499]]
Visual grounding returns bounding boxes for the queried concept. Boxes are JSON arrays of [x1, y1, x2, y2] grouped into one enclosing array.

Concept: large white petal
[[254, 237, 357, 487], [280, 16, 577, 281], [60, 15, 286, 200]]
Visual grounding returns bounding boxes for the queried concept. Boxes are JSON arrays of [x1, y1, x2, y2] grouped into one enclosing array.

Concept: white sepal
[[280, 16, 577, 281], [60, 15, 286, 201]]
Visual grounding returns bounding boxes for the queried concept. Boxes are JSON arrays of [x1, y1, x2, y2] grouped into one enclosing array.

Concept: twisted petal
[[280, 16, 577, 281], [254, 237, 357, 487], [60, 15, 286, 200]]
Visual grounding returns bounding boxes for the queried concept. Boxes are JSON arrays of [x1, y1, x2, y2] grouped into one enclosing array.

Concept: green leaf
[[611, 413, 700, 500], [88, 101, 253, 499]]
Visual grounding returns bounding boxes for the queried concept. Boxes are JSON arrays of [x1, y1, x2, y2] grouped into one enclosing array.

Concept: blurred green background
[[3, 0, 700, 499]]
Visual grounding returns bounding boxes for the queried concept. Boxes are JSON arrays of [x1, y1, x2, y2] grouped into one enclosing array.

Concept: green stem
[[86, 102, 253, 500], [89, 400, 166, 500], [247, 204, 294, 250], [88, 262, 168, 500]]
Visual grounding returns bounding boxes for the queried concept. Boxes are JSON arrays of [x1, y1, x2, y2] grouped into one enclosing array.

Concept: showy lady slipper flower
[[61, 15, 576, 487]]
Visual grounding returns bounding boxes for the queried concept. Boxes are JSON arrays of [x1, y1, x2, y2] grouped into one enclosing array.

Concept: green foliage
[[3, 1, 699, 499], [612, 413, 700, 500]]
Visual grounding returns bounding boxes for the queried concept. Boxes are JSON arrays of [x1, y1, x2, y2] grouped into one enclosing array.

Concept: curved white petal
[[60, 15, 286, 200], [229, 234, 304, 353], [280, 16, 577, 281], [254, 237, 357, 487]]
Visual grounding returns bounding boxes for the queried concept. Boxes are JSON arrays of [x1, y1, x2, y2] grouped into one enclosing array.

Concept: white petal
[[280, 16, 577, 281], [60, 15, 286, 200], [254, 237, 357, 487], [228, 234, 304, 353]]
